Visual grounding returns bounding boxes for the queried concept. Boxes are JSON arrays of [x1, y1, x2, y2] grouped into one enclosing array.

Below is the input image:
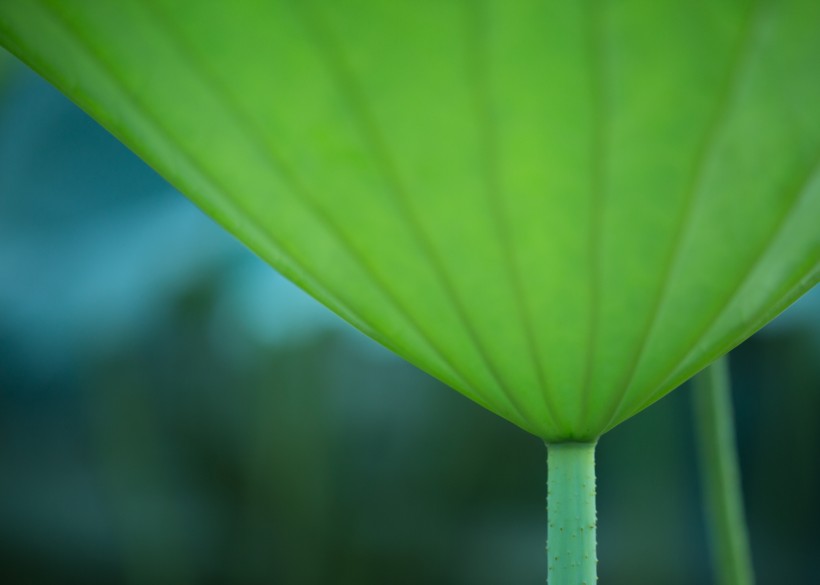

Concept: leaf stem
[[546, 441, 597, 585], [692, 356, 755, 585]]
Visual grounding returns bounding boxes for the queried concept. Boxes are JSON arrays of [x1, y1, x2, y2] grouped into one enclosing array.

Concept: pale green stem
[[692, 357, 755, 585], [546, 441, 597, 585]]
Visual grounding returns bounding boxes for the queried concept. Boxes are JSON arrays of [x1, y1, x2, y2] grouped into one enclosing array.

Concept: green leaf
[[2, 0, 817, 441]]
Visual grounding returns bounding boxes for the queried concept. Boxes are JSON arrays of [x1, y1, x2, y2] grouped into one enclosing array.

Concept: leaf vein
[[598, 0, 763, 432]]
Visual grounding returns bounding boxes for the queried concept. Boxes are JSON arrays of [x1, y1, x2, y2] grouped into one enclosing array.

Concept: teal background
[[1, 55, 819, 585]]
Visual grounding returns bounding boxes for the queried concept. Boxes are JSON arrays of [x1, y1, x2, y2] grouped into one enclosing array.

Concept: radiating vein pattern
[[1, 0, 818, 441]]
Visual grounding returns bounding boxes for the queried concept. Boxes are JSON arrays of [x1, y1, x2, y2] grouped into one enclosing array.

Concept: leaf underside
[[2, 0, 818, 441]]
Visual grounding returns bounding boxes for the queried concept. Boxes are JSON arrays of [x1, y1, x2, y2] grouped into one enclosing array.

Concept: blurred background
[[1, 50, 818, 585]]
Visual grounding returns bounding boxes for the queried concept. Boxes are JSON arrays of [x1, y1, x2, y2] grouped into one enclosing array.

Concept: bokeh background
[[1, 50, 819, 585]]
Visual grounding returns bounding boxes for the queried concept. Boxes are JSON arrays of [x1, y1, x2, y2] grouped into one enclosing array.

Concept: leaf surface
[[2, 0, 818, 440]]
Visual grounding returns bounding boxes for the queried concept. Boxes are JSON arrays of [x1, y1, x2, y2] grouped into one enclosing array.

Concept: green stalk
[[546, 441, 597, 585], [692, 357, 755, 585]]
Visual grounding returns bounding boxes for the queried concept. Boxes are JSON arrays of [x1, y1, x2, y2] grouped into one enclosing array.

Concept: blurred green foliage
[[2, 284, 818, 584]]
